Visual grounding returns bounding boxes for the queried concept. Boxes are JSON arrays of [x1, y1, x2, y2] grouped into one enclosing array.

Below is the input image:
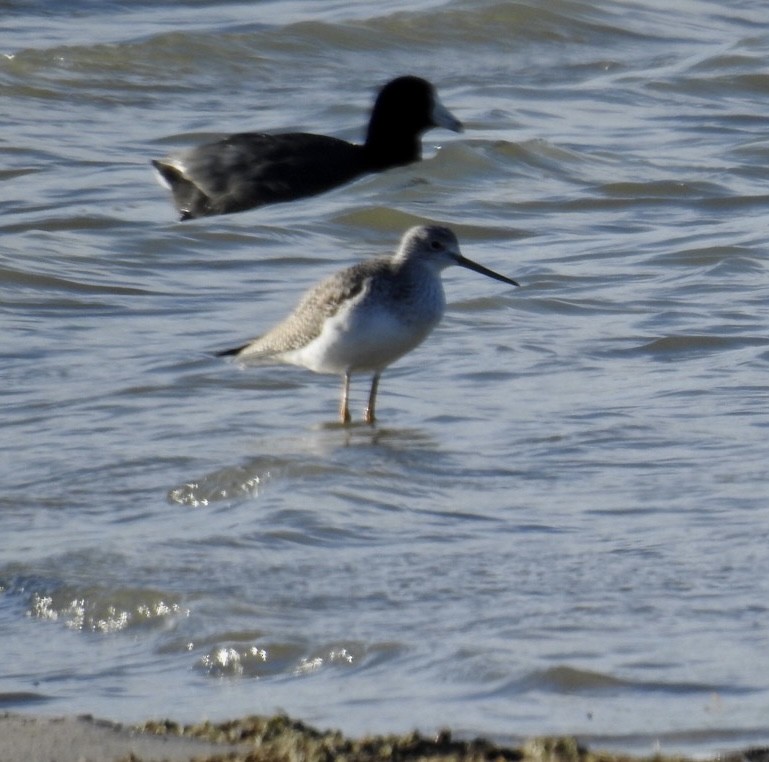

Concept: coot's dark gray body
[[152, 76, 462, 220]]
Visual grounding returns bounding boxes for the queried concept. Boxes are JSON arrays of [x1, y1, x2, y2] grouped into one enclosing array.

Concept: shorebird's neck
[[383, 256, 447, 320]]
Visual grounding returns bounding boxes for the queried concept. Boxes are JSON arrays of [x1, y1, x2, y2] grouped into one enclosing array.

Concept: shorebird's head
[[396, 225, 520, 287]]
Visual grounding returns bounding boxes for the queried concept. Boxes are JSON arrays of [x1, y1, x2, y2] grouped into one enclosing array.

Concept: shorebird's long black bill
[[456, 255, 519, 287]]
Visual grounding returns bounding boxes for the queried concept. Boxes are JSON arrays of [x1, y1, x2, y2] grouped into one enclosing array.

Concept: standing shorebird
[[152, 76, 462, 220], [218, 226, 519, 424]]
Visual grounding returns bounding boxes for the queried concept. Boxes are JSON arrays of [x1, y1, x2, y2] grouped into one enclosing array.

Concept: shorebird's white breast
[[281, 278, 444, 374]]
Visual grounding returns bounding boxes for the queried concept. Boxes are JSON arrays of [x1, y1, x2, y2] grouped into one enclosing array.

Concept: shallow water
[[2, 0, 769, 755]]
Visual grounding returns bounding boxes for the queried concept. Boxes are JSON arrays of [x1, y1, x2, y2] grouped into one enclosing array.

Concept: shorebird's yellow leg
[[340, 371, 352, 424], [363, 373, 381, 425]]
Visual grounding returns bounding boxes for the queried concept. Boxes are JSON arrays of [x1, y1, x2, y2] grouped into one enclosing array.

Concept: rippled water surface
[[3, 0, 769, 755]]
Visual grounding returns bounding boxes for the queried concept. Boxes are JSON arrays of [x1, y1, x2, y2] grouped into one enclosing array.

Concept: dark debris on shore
[[132, 713, 769, 762]]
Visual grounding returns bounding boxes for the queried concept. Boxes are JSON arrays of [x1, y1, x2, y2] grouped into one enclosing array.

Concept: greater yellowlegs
[[218, 226, 519, 425], [152, 76, 462, 220]]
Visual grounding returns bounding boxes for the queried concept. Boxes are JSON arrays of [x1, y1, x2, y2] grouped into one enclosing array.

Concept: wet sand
[[2, 712, 767, 762], [0, 713, 235, 762]]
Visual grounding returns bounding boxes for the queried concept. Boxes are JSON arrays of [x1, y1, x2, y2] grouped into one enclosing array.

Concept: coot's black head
[[364, 76, 463, 169]]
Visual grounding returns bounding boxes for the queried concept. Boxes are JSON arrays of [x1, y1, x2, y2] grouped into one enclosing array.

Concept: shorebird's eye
[[430, 240, 443, 251]]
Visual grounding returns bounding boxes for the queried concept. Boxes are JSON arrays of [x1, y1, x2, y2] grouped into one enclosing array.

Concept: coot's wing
[[174, 132, 368, 215]]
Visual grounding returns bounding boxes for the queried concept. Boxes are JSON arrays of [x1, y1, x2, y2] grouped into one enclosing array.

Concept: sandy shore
[[1, 712, 766, 762], [0, 713, 239, 762]]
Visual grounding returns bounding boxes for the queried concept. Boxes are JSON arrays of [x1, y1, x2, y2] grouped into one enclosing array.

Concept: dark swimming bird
[[217, 226, 519, 424], [151, 76, 463, 221]]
